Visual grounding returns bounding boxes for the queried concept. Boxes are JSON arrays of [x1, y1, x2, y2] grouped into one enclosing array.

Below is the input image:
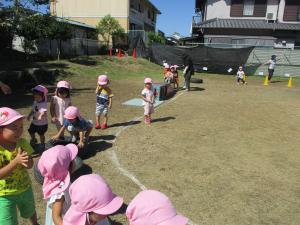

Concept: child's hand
[[78, 141, 84, 149], [52, 135, 60, 141], [14, 148, 29, 167], [51, 117, 58, 123]]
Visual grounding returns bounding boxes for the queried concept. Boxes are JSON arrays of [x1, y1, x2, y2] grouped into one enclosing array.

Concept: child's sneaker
[[95, 124, 101, 129], [30, 138, 37, 146], [101, 123, 108, 129]]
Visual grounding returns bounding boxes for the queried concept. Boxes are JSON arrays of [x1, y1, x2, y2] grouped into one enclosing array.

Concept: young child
[[236, 66, 247, 85], [38, 144, 78, 225], [126, 190, 188, 225], [52, 106, 93, 149], [0, 107, 39, 225], [170, 65, 180, 89], [27, 85, 48, 148], [50, 81, 72, 140], [141, 78, 155, 125], [95, 75, 114, 130], [63, 174, 123, 225], [265, 55, 277, 81], [164, 65, 174, 84]]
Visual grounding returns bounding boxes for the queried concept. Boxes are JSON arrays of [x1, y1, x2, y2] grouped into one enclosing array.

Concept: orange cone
[[132, 48, 137, 59], [109, 48, 112, 57], [118, 48, 122, 58]]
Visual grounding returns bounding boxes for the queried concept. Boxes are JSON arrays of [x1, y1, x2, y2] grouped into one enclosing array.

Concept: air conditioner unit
[[267, 13, 274, 20]]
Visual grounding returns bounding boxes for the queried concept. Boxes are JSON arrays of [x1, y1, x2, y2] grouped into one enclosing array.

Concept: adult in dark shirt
[[182, 54, 194, 91]]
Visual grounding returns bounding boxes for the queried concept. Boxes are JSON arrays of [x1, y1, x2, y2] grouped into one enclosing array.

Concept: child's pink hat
[[0, 107, 24, 127], [38, 144, 78, 199], [57, 80, 71, 89], [63, 174, 123, 225], [144, 78, 153, 84], [164, 63, 170, 69], [98, 75, 109, 85], [64, 106, 80, 120], [32, 85, 48, 94], [126, 190, 188, 225]]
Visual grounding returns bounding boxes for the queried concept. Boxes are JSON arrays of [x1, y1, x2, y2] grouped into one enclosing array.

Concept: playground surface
[[2, 57, 299, 225]]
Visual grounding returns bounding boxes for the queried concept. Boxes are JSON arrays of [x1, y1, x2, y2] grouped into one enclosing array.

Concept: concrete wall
[[205, 0, 231, 20]]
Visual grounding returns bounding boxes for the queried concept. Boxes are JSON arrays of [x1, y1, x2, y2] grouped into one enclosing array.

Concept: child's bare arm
[[52, 126, 65, 140], [0, 148, 29, 179], [52, 198, 64, 225], [108, 97, 112, 109], [78, 131, 84, 148], [141, 95, 149, 103], [50, 98, 56, 118]]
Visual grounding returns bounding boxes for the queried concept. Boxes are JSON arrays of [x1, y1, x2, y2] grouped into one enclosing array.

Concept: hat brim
[[1, 115, 24, 126], [93, 196, 124, 215], [66, 143, 78, 161], [98, 81, 108, 86], [63, 205, 86, 225], [158, 215, 188, 225], [64, 115, 77, 120]]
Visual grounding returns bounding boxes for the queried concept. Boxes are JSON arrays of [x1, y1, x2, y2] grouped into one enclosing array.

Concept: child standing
[[63, 174, 123, 225], [236, 66, 247, 85], [50, 81, 72, 140], [0, 107, 39, 225], [27, 85, 48, 148], [170, 65, 180, 89], [126, 190, 188, 225], [38, 144, 78, 225], [141, 78, 155, 125], [95, 75, 114, 130], [265, 55, 277, 81], [52, 106, 93, 149]]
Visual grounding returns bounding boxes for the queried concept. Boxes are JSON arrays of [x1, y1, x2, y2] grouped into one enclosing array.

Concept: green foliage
[[96, 15, 125, 47], [147, 31, 165, 46]]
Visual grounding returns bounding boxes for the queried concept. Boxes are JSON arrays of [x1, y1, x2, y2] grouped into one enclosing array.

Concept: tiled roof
[[195, 18, 300, 31]]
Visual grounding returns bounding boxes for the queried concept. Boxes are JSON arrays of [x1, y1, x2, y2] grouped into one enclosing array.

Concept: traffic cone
[[287, 77, 293, 88], [118, 48, 122, 58], [263, 75, 269, 86], [109, 48, 112, 57], [132, 48, 137, 59]]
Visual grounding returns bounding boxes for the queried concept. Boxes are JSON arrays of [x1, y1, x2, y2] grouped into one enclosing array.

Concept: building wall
[[205, 0, 231, 20]]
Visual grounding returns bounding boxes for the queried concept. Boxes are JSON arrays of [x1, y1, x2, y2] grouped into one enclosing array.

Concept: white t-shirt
[[237, 71, 245, 79], [52, 96, 71, 125], [32, 101, 48, 126], [268, 59, 276, 70], [141, 88, 154, 106]]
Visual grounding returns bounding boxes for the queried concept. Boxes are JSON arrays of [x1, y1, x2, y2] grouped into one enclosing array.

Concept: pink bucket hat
[[98, 75, 109, 86], [32, 85, 48, 95], [64, 106, 80, 120], [0, 107, 24, 127], [63, 174, 123, 225], [144, 78, 153, 84], [126, 190, 188, 225], [163, 63, 170, 69], [57, 80, 71, 89], [38, 144, 78, 199]]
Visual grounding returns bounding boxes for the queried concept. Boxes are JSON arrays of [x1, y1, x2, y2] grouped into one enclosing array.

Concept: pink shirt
[[52, 96, 71, 125], [32, 101, 48, 126]]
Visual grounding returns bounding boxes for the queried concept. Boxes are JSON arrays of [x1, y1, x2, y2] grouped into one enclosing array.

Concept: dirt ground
[[2, 72, 300, 225]]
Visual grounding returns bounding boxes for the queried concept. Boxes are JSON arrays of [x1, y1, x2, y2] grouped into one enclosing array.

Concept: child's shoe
[[30, 138, 37, 146], [95, 123, 101, 129], [101, 123, 108, 129]]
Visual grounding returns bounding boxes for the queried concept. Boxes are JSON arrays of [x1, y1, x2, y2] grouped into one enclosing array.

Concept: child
[[164, 65, 174, 84], [52, 106, 93, 149], [265, 55, 277, 81], [170, 65, 180, 89], [63, 174, 123, 225], [126, 190, 188, 225], [0, 107, 39, 225], [50, 81, 72, 140], [141, 78, 155, 125], [27, 85, 48, 148], [95, 75, 114, 130], [236, 66, 247, 85], [38, 144, 78, 225]]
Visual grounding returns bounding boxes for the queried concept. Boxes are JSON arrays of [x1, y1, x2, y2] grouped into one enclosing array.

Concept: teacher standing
[[182, 54, 194, 91]]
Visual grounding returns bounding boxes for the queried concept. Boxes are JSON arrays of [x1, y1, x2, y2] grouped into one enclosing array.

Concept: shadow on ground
[[71, 163, 93, 182], [109, 120, 141, 128], [152, 116, 176, 123]]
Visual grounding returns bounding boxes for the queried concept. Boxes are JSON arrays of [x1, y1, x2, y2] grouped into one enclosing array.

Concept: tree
[[96, 15, 125, 47], [147, 31, 165, 46]]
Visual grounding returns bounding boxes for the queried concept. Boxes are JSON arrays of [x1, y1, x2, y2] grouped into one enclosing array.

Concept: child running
[[50, 81, 72, 140], [236, 66, 247, 85], [38, 144, 79, 225], [0, 107, 39, 225], [27, 85, 48, 149], [126, 190, 188, 225], [141, 78, 155, 125], [95, 75, 114, 130], [63, 174, 123, 225], [52, 106, 93, 149]]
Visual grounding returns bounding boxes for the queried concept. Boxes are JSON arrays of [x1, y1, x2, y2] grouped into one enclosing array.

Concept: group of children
[[0, 107, 188, 225], [163, 62, 180, 89]]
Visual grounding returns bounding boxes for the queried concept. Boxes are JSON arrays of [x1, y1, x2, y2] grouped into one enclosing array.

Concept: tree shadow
[[109, 120, 141, 128], [89, 135, 116, 142], [152, 116, 176, 123], [69, 57, 99, 66], [71, 163, 93, 182], [79, 140, 113, 160], [190, 87, 206, 92]]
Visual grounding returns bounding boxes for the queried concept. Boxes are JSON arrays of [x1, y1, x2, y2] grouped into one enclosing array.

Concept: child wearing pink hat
[[52, 106, 93, 149], [38, 144, 79, 225], [50, 81, 72, 139], [95, 75, 114, 130], [141, 78, 155, 125], [0, 107, 39, 225], [63, 174, 124, 225], [126, 190, 188, 225], [27, 85, 48, 149]]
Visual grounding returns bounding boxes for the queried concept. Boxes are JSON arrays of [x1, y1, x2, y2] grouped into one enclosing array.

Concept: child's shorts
[[0, 187, 36, 225], [66, 120, 93, 133], [28, 123, 48, 135], [144, 104, 154, 115], [96, 103, 108, 116]]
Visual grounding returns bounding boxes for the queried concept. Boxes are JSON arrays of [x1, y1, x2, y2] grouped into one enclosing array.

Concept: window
[[243, 0, 255, 16], [130, 23, 136, 30]]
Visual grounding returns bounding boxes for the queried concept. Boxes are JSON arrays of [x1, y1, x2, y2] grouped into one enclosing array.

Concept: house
[[193, 0, 300, 47], [50, 0, 161, 33]]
